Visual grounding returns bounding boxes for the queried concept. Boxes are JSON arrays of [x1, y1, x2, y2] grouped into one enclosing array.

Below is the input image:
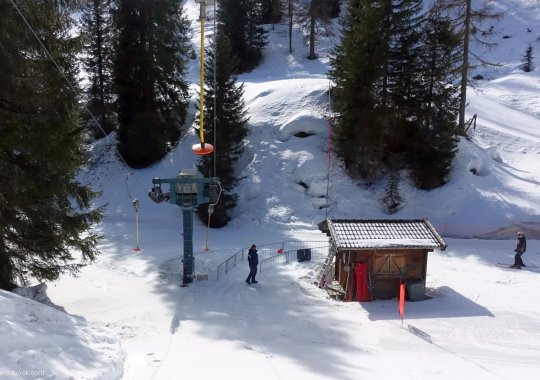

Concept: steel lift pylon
[[149, 169, 220, 286]]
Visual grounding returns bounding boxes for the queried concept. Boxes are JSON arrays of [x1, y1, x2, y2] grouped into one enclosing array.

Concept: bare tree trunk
[[458, 0, 471, 132], [307, 1, 316, 59], [288, 0, 293, 53], [94, 0, 106, 130]]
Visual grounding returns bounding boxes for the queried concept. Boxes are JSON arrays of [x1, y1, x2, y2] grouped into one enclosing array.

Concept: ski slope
[[3, 1, 540, 379]]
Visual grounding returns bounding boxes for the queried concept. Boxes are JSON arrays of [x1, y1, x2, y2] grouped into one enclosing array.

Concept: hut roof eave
[[319, 218, 448, 251]]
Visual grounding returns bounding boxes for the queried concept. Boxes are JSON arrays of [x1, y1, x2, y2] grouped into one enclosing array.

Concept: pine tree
[[381, 169, 403, 214], [197, 31, 249, 226], [0, 0, 103, 289], [330, 0, 461, 189], [383, 0, 424, 154], [327, 0, 341, 18], [113, 0, 191, 168], [522, 44, 534, 72], [329, 0, 390, 181], [80, 0, 116, 139], [407, 7, 461, 189], [260, 0, 282, 24], [297, 0, 338, 60], [218, 0, 268, 73]]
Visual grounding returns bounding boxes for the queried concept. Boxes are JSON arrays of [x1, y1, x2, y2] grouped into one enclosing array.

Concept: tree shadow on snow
[[159, 266, 374, 380]]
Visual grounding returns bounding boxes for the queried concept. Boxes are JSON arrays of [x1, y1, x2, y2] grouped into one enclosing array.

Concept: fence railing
[[259, 245, 329, 273], [216, 240, 328, 280]]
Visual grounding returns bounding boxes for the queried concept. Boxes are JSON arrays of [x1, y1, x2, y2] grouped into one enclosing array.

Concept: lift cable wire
[[9, 0, 144, 191], [10, 0, 146, 250], [10, 0, 136, 176], [213, 6, 218, 177], [325, 82, 333, 221], [204, 2, 221, 251]]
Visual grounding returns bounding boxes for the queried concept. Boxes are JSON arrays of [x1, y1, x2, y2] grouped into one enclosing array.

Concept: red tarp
[[355, 263, 370, 302]]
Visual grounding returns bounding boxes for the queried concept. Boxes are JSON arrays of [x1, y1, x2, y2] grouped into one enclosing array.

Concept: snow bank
[[0, 289, 125, 379]]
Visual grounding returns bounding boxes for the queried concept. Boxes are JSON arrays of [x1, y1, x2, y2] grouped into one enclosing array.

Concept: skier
[[510, 231, 527, 269], [246, 244, 258, 284]]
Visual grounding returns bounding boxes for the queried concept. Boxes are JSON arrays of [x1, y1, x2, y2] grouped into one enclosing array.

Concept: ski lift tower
[[195, 0, 214, 16], [149, 169, 220, 286]]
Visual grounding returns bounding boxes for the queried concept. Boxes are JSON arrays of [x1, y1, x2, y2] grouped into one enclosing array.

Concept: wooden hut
[[318, 219, 447, 301]]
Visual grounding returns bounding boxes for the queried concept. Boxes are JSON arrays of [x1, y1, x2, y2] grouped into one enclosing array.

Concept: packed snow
[[2, 1, 540, 379]]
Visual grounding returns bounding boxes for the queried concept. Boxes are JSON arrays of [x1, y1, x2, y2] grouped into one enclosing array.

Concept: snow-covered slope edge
[[0, 289, 125, 379]]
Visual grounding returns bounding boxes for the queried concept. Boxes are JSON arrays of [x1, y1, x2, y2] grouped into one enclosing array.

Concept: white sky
[[2, 1, 540, 379]]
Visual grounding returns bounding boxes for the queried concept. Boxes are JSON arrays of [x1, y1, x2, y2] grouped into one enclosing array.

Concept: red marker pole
[[399, 281, 405, 324]]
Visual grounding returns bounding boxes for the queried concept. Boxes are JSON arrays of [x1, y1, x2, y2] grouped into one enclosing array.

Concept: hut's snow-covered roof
[[319, 219, 447, 250]]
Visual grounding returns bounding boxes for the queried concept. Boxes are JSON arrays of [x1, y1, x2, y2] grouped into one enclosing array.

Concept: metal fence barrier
[[216, 240, 328, 280], [259, 245, 329, 273]]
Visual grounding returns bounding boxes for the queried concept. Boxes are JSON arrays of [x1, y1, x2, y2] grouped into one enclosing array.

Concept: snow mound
[[290, 155, 329, 208], [276, 112, 328, 142], [239, 165, 262, 201], [12, 283, 66, 312], [486, 146, 503, 163], [266, 196, 294, 222], [0, 289, 125, 379], [467, 156, 489, 176]]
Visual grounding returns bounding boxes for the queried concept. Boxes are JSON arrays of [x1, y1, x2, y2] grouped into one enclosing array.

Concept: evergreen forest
[[0, 0, 485, 288]]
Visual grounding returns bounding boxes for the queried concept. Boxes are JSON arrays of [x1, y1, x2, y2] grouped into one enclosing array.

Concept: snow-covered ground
[[2, 1, 540, 379]]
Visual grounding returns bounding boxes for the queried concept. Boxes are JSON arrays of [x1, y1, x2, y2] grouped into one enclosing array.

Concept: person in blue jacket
[[246, 244, 258, 284]]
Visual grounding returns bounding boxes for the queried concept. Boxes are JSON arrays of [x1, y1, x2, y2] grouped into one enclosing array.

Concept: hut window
[[373, 253, 406, 276]]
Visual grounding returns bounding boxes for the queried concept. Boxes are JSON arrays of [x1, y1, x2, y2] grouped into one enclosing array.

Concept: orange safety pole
[[399, 281, 405, 323]]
